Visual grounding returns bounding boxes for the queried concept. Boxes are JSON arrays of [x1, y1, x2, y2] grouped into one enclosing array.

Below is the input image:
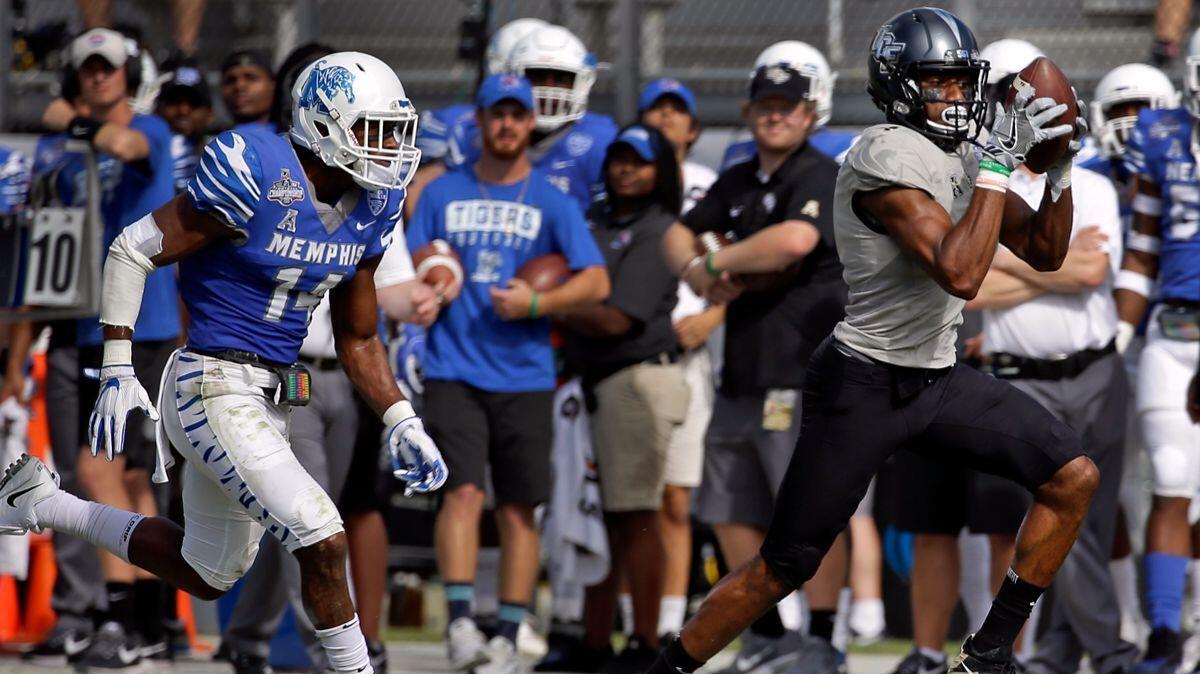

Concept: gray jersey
[[831, 124, 979, 368]]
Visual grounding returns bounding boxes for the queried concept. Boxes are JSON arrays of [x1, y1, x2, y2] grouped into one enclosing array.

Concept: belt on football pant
[[987, 338, 1116, 381]]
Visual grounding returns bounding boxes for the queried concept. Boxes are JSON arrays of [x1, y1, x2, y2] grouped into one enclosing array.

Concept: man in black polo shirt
[[660, 63, 847, 674]]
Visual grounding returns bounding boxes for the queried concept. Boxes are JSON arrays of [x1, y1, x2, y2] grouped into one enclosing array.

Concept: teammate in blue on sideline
[[0, 52, 445, 674], [407, 73, 609, 674]]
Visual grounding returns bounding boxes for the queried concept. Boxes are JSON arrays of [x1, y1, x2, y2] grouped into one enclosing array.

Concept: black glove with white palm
[[1044, 89, 1088, 202], [981, 86, 1073, 172], [88, 340, 159, 461], [384, 400, 447, 497]]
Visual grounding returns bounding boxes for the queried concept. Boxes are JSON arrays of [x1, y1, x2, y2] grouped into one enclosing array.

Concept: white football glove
[[385, 403, 447, 497], [982, 87, 1074, 171], [88, 363, 159, 461], [1045, 90, 1089, 202]]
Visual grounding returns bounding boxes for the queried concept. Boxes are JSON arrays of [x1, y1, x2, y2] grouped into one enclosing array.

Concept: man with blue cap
[[407, 73, 610, 674]]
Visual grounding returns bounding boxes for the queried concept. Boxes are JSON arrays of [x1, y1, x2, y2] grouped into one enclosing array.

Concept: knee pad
[[283, 485, 345, 552], [759, 537, 827, 590], [1143, 409, 1200, 498]]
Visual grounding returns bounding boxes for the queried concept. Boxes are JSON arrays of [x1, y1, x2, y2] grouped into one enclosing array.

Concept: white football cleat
[[0, 454, 60, 535], [446, 617, 489, 671]]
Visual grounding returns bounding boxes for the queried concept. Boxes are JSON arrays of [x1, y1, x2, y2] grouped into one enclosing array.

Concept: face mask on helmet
[[340, 113, 421, 190]]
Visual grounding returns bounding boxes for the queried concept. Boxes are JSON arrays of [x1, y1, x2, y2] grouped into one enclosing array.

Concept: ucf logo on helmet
[[298, 60, 357, 114]]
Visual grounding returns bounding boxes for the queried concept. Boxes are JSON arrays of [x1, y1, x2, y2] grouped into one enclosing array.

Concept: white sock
[[618, 593, 634, 636], [315, 615, 373, 674], [918, 647, 947, 663], [1111, 556, 1141, 619], [658, 595, 687, 636], [33, 491, 143, 563]]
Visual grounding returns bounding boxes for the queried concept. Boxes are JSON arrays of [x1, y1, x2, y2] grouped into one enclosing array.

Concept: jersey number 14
[[265, 267, 344, 324]]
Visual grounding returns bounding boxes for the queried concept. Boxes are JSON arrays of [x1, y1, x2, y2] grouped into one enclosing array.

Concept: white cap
[[70, 28, 128, 70]]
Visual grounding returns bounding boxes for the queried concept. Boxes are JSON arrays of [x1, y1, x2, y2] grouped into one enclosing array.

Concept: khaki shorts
[[664, 349, 715, 488], [591, 361, 689, 512]]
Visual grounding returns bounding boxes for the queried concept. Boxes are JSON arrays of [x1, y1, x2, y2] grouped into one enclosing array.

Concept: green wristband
[[705, 252, 721, 277], [529, 292, 540, 319], [979, 158, 1012, 177]]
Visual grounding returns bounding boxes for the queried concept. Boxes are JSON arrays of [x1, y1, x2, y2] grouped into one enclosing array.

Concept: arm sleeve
[[1123, 113, 1156, 183], [608, 217, 676, 324], [551, 197, 604, 270], [185, 131, 264, 238], [375, 222, 417, 288]]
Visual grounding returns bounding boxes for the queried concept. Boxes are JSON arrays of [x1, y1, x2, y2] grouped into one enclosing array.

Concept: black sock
[[972, 570, 1045, 654], [103, 582, 134, 631], [749, 606, 786, 639], [445, 582, 474, 623], [809, 609, 836, 642], [133, 579, 165, 643], [495, 602, 525, 645], [647, 636, 705, 674]]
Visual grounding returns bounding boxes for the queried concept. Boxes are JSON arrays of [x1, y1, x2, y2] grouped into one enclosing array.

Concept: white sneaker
[[0, 454, 59, 535], [516, 618, 547, 659], [476, 636, 522, 674], [446, 617, 489, 671], [848, 599, 886, 645]]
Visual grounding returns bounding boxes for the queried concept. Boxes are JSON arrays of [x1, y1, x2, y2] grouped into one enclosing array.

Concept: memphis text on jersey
[[266, 230, 367, 266]]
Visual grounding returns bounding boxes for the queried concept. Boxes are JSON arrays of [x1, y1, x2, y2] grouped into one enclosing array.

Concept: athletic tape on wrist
[[383, 400, 416, 427], [1133, 193, 1163, 216], [1114, 269, 1154, 298], [102, 340, 133, 368], [976, 168, 1010, 193]]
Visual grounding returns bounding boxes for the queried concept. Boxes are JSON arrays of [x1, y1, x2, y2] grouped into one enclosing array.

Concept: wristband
[[680, 255, 704, 277], [978, 158, 1013, 177], [102, 339, 133, 368], [382, 400, 416, 427], [705, 252, 721, 277], [1114, 269, 1155, 298], [1132, 193, 1163, 217], [66, 115, 102, 143], [1127, 232, 1162, 255], [529, 292, 540, 319]]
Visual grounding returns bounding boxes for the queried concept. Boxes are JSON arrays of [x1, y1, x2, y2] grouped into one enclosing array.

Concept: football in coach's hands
[[413, 240, 463, 294], [1004, 56, 1077, 174], [694, 230, 801, 293]]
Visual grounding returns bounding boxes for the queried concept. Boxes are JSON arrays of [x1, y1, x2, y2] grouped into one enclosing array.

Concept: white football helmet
[[1185, 27, 1200, 117], [506, 24, 597, 132], [752, 41, 835, 128], [979, 38, 1044, 83], [290, 52, 421, 191], [485, 18, 548, 76], [1091, 64, 1178, 159]]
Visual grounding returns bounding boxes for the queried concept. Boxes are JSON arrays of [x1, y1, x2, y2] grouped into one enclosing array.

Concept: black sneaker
[[78, 621, 142, 669], [534, 640, 614, 673], [21, 623, 92, 665], [368, 640, 388, 674], [227, 649, 275, 674], [1135, 627, 1183, 674], [891, 650, 950, 674], [949, 636, 1017, 674], [602, 637, 659, 674]]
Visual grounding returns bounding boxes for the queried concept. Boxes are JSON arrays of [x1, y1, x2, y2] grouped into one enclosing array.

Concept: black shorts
[[422, 379, 554, 505], [760, 337, 1082, 588], [892, 449, 1030, 535], [78, 339, 176, 471], [338, 393, 389, 516]]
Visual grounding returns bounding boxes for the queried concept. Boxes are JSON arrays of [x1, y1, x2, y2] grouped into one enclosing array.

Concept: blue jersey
[[169, 133, 200, 194], [416, 104, 474, 164], [1125, 107, 1200, 302], [720, 128, 859, 172], [184, 128, 404, 364], [38, 115, 181, 345], [407, 166, 604, 392], [0, 146, 30, 215], [445, 111, 618, 214]]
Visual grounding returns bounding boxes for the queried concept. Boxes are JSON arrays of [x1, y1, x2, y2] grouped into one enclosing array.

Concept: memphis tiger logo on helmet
[[297, 60, 358, 114]]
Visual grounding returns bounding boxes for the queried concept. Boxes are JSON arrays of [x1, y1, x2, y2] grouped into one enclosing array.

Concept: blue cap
[[611, 125, 658, 162], [638, 77, 697, 116], [476, 73, 534, 110]]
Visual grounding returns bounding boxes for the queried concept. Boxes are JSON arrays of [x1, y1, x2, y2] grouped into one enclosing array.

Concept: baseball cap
[[611, 125, 659, 162], [70, 28, 128, 70], [159, 66, 212, 107], [221, 49, 273, 76], [476, 73, 534, 110], [748, 64, 812, 103], [638, 77, 697, 116]]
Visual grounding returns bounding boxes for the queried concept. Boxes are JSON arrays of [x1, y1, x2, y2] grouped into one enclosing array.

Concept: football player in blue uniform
[[1119, 28, 1200, 674], [719, 41, 858, 171], [0, 52, 443, 674], [410, 24, 617, 220]]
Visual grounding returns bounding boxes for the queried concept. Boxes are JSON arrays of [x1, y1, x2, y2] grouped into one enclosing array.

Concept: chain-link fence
[[1, 0, 1181, 129]]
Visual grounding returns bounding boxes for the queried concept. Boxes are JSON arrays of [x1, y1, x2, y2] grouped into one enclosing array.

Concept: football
[[517, 253, 571, 292], [412, 239, 463, 292], [1004, 56, 1076, 174], [693, 230, 800, 293]]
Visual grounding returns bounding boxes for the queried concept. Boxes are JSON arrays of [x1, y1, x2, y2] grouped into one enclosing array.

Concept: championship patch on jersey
[[1151, 117, 1182, 139], [297, 60, 356, 115], [567, 133, 593, 157], [368, 189, 388, 216], [267, 169, 305, 206]]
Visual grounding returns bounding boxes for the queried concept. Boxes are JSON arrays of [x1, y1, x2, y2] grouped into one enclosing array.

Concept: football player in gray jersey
[[647, 8, 1099, 674]]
